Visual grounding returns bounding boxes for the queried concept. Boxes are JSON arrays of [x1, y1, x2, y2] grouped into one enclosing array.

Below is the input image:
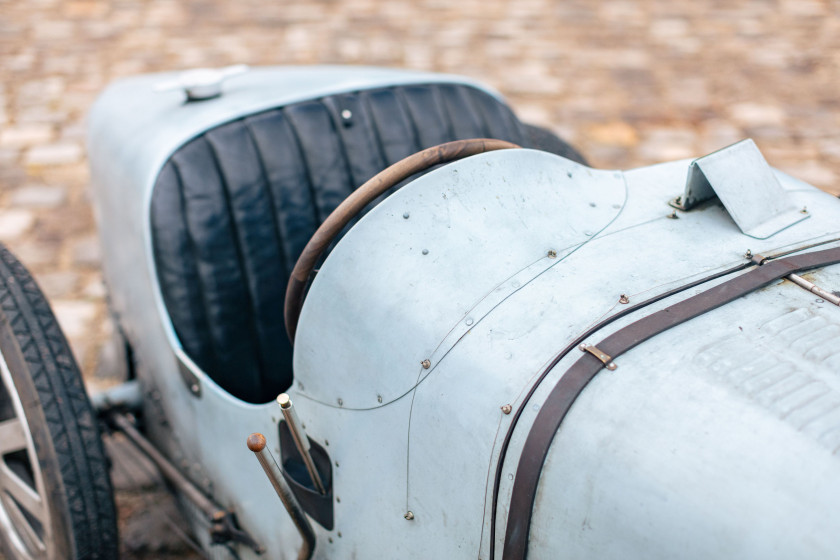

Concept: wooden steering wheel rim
[[284, 137, 521, 342]]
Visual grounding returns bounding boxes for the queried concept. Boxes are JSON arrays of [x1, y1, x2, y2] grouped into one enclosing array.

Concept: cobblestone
[[10, 184, 67, 207], [2, 0, 840, 556]]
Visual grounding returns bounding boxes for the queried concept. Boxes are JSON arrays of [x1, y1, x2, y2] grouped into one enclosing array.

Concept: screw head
[[404, 511, 415, 520], [501, 404, 512, 415], [619, 294, 629, 304], [421, 359, 431, 369], [547, 249, 557, 258]]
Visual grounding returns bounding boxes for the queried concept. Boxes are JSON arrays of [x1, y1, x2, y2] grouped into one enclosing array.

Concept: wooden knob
[[247, 432, 266, 452]]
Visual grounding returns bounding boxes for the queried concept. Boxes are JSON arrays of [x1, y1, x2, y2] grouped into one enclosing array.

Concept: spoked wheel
[[0, 245, 117, 559]]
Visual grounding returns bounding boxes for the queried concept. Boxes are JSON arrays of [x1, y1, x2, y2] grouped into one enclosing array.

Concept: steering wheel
[[284, 138, 521, 342]]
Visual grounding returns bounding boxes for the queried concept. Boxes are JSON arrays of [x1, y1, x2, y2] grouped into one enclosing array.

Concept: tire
[[0, 244, 118, 559], [523, 123, 589, 165]]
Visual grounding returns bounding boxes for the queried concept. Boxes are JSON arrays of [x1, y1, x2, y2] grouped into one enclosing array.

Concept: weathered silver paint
[[297, 149, 840, 558], [87, 66, 510, 559], [682, 138, 808, 238], [87, 65, 840, 558]]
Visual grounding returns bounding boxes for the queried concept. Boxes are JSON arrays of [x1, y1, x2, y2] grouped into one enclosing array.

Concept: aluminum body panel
[[526, 267, 840, 559], [87, 62, 840, 557], [683, 139, 808, 238], [296, 148, 840, 558], [85, 66, 503, 559]]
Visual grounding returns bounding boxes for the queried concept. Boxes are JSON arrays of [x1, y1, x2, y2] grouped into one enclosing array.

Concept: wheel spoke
[[0, 465, 43, 523], [0, 417, 27, 455], [2, 493, 45, 555]]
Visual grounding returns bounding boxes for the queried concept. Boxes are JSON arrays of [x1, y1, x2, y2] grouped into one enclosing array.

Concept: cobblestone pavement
[[1, 0, 839, 556]]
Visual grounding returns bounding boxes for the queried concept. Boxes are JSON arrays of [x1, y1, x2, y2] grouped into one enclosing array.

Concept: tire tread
[[0, 245, 118, 559]]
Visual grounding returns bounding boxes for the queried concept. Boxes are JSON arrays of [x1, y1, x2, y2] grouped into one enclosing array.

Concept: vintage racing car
[[0, 65, 839, 559]]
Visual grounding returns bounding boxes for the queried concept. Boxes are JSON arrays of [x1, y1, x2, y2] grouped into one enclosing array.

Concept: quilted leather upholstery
[[150, 82, 584, 403]]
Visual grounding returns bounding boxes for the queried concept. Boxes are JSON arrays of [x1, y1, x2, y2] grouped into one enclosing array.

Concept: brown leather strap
[[502, 246, 840, 559]]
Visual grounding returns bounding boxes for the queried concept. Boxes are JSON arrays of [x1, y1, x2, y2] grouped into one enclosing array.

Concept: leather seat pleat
[[245, 110, 321, 275], [150, 82, 580, 403], [437, 83, 488, 140], [464, 87, 528, 142], [205, 122, 292, 396], [322, 94, 387, 189], [284, 101, 354, 220], [150, 161, 215, 373], [398, 85, 452, 148], [172, 138, 263, 400], [361, 88, 421, 165]]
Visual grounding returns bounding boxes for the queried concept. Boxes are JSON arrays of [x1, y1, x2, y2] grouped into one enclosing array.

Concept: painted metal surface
[[85, 67, 512, 558], [681, 139, 809, 238], [525, 267, 840, 559], [87, 64, 840, 558], [295, 147, 840, 558]]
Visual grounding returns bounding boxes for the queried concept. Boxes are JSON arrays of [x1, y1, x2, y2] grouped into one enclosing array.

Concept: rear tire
[[0, 244, 118, 559]]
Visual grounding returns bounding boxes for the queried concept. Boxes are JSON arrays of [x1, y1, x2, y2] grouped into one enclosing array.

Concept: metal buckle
[[578, 343, 618, 370]]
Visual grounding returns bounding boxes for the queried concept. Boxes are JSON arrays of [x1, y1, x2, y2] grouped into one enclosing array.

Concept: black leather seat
[[150, 82, 584, 403]]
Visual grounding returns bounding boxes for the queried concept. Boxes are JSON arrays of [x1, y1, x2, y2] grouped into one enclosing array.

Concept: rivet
[[666, 210, 678, 219], [335, 460, 340, 467], [403, 211, 410, 219], [421, 359, 431, 369], [325, 440, 329, 446], [377, 395, 383, 403], [341, 109, 352, 120], [465, 317, 474, 326], [547, 250, 557, 258], [336, 496, 341, 503], [501, 404, 512, 415], [599, 354, 606, 360], [801, 206, 808, 214], [578, 343, 587, 351], [532, 404, 540, 411], [404, 511, 415, 520], [338, 532, 342, 538], [589, 202, 596, 207], [328, 537, 334, 544], [190, 383, 199, 393], [422, 248, 429, 255], [606, 362, 617, 371], [567, 171, 573, 178], [744, 249, 752, 259], [507, 473, 514, 480], [619, 294, 630, 304], [337, 398, 343, 406]]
